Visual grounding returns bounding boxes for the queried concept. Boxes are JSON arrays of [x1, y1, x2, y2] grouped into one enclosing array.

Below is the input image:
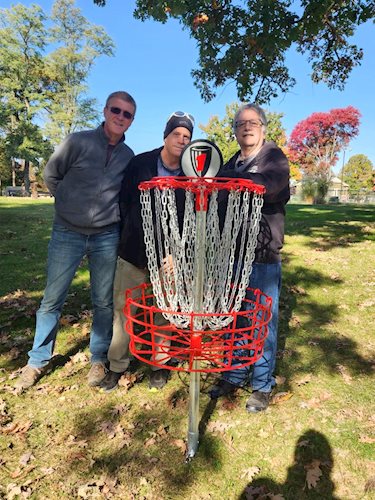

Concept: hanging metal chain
[[140, 180, 264, 329]]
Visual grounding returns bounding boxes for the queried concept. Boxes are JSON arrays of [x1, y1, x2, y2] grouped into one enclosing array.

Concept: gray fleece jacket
[[44, 124, 134, 235]]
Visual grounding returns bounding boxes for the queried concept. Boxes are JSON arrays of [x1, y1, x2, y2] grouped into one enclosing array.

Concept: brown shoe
[[87, 362, 107, 387], [14, 365, 43, 392]]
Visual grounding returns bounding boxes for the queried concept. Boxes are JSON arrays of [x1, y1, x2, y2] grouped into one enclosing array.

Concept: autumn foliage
[[288, 106, 361, 180]]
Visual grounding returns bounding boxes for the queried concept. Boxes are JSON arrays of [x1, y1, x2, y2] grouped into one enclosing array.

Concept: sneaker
[[99, 370, 123, 393], [209, 378, 238, 399], [87, 362, 107, 387], [14, 365, 43, 392], [246, 390, 271, 413], [149, 369, 170, 389]]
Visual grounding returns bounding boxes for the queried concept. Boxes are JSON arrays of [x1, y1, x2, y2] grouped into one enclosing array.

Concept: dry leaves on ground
[[336, 364, 352, 384], [270, 392, 293, 405], [1, 420, 32, 438], [118, 371, 143, 391], [299, 391, 332, 409], [241, 466, 260, 481], [304, 459, 322, 489]]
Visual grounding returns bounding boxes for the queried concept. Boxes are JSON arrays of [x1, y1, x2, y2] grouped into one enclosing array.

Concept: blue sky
[[3, 0, 375, 172]]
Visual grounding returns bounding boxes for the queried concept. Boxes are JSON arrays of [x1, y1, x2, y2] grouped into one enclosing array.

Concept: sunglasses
[[169, 111, 195, 126], [109, 106, 133, 120]]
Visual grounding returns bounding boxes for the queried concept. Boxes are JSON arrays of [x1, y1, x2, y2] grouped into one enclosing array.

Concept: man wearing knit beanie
[[100, 111, 194, 393]]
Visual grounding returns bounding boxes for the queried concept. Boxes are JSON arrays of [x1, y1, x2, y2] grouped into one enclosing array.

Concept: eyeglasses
[[235, 120, 263, 129], [169, 111, 195, 126], [108, 106, 133, 120]]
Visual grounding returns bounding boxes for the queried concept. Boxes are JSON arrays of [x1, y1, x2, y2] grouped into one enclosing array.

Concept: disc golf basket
[[125, 176, 272, 459]]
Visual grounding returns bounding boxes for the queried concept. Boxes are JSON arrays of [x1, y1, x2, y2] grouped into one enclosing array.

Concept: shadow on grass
[[69, 390, 223, 497], [286, 204, 374, 250], [238, 429, 339, 499], [275, 255, 373, 388]]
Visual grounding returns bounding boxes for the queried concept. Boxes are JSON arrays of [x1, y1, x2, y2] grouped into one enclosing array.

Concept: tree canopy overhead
[[94, 0, 374, 103]]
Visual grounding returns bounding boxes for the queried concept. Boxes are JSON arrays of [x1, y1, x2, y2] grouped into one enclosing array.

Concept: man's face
[[164, 127, 191, 161], [103, 97, 135, 140], [234, 108, 265, 151]]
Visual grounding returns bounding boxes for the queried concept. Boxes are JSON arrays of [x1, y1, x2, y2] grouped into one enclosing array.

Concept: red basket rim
[[138, 176, 266, 195]]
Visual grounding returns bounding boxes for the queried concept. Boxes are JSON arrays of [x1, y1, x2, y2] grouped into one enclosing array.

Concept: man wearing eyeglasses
[[15, 91, 136, 392], [210, 103, 290, 413], [100, 111, 194, 393]]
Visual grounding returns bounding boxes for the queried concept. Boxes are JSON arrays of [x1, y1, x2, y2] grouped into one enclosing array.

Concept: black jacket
[[118, 147, 163, 267], [220, 141, 290, 263]]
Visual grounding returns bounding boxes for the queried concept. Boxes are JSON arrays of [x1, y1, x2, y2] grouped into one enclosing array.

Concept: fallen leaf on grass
[[304, 459, 322, 489], [118, 372, 140, 391], [173, 439, 187, 454], [60, 314, 78, 326], [97, 421, 118, 439], [110, 403, 131, 416], [240, 466, 260, 481], [7, 484, 22, 500], [207, 421, 235, 434], [10, 465, 36, 479], [66, 434, 88, 448], [299, 392, 332, 409], [290, 285, 307, 295], [144, 436, 156, 447], [275, 375, 286, 385], [244, 485, 266, 499], [19, 451, 35, 466], [1, 420, 32, 437], [70, 352, 89, 364], [270, 392, 293, 405], [336, 364, 352, 384], [359, 435, 375, 444], [359, 299, 375, 309]]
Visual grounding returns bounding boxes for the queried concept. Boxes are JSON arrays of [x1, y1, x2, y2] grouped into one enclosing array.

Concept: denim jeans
[[28, 223, 119, 368], [223, 262, 282, 393]]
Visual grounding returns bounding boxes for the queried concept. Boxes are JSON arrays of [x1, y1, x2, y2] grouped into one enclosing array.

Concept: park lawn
[[0, 197, 374, 499]]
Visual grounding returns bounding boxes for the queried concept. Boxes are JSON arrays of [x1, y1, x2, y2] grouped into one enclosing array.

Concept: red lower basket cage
[[124, 283, 272, 374]]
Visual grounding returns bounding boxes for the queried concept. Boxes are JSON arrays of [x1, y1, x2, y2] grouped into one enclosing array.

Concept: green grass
[[0, 198, 374, 499]]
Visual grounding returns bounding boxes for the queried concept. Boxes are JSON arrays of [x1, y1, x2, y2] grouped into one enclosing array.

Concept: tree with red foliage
[[289, 106, 361, 180], [288, 106, 361, 180], [288, 106, 360, 202]]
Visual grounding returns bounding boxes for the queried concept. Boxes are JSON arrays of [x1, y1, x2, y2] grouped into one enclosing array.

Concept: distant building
[[327, 176, 349, 202]]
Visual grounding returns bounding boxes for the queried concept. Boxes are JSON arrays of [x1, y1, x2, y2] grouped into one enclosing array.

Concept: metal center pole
[[186, 189, 207, 460]]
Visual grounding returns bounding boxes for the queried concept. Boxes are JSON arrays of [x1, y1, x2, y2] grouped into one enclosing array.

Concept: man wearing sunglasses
[[15, 91, 136, 392], [209, 103, 290, 413], [100, 111, 194, 392]]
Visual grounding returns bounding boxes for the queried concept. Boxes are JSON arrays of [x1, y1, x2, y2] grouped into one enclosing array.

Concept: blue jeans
[[223, 262, 281, 393], [28, 223, 119, 368]]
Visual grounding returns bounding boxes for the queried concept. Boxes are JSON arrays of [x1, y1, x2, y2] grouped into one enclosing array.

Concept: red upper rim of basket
[[138, 176, 266, 195]]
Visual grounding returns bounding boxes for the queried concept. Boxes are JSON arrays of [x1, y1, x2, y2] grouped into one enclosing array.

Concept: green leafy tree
[[341, 154, 374, 192], [199, 103, 239, 163], [93, 0, 373, 103], [200, 102, 290, 164], [0, 4, 49, 194], [44, 0, 115, 145]]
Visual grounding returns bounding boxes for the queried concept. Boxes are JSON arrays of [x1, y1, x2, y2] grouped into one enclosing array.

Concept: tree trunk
[[23, 160, 31, 196], [30, 162, 38, 198], [12, 158, 16, 187]]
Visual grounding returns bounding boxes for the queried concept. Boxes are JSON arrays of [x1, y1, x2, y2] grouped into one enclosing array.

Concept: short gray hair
[[105, 91, 137, 115], [233, 103, 267, 130]]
